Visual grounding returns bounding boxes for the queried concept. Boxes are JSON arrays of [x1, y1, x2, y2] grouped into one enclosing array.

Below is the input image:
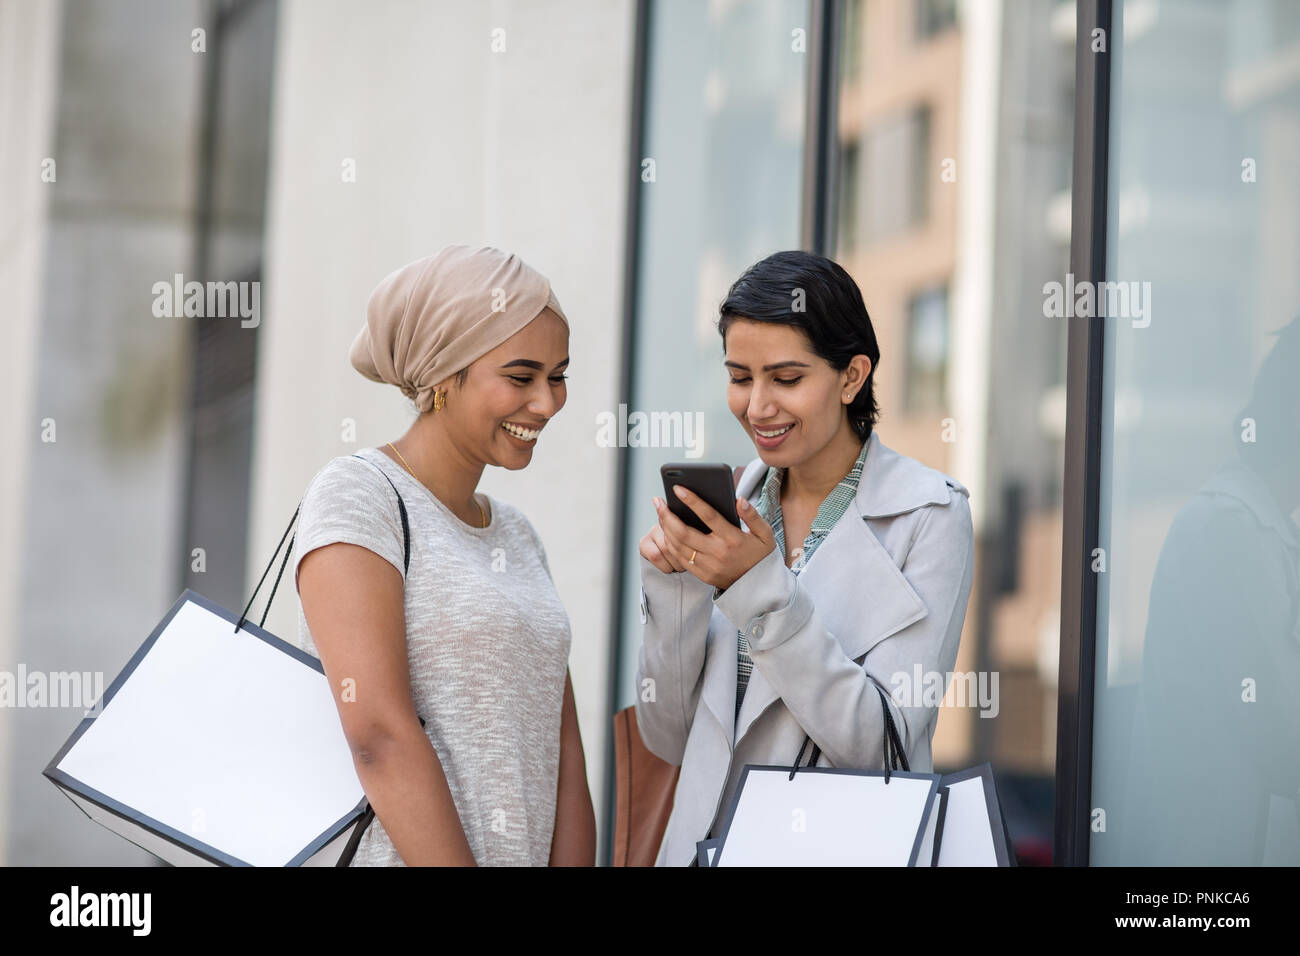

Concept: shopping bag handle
[[788, 681, 909, 783], [234, 454, 411, 634], [234, 503, 301, 634]]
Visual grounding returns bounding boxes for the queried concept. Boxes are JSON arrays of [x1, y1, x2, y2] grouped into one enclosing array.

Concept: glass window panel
[[905, 283, 948, 412], [613, 0, 809, 710], [1092, 0, 1300, 866], [915, 0, 958, 42], [834, 0, 1075, 865]]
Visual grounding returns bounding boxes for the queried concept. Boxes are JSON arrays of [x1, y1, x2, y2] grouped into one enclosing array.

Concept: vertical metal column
[[1054, 0, 1113, 868]]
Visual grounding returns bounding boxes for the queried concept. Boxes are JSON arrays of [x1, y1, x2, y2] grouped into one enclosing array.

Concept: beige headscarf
[[349, 244, 568, 413]]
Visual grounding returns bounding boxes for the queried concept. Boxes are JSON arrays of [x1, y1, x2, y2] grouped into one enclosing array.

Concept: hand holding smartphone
[[659, 462, 742, 534]]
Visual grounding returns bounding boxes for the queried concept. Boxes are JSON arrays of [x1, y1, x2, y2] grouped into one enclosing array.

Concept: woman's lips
[[501, 421, 543, 442], [753, 422, 795, 448]]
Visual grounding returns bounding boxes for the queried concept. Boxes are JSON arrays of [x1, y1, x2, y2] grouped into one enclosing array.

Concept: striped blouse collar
[[755, 434, 872, 536]]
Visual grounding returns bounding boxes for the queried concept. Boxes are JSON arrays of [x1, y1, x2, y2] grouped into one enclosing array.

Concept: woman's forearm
[[549, 775, 596, 865], [353, 727, 477, 866], [548, 671, 596, 865]]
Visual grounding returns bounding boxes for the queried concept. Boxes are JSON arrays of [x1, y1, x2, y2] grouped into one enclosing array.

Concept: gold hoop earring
[[433, 389, 446, 412]]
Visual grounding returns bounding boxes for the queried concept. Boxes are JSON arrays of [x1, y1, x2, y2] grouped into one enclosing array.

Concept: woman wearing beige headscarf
[[291, 245, 594, 866]]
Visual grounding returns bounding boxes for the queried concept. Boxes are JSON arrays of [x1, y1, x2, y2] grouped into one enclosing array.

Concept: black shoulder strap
[[234, 452, 412, 634]]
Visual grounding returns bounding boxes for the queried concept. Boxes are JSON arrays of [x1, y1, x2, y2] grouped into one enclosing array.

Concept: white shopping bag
[[44, 590, 371, 866], [708, 683, 943, 866], [934, 763, 1015, 867], [711, 764, 943, 866], [703, 686, 1015, 867], [44, 454, 414, 866]]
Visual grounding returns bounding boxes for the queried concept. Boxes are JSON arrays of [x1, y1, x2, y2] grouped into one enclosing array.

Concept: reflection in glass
[[834, 0, 1075, 864], [905, 284, 948, 413], [1094, 0, 1300, 865], [614, 0, 809, 709]]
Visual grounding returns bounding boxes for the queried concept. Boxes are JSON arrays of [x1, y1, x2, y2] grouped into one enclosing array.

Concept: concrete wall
[[0, 0, 63, 862], [1, 0, 205, 864]]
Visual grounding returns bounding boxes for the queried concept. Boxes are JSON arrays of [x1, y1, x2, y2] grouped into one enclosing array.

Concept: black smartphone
[[660, 462, 742, 534]]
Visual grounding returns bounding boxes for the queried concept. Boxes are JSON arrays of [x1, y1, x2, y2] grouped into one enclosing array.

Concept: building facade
[[2, 0, 1295, 867]]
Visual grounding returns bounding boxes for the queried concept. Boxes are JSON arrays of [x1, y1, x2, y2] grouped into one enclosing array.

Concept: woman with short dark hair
[[635, 249, 975, 866]]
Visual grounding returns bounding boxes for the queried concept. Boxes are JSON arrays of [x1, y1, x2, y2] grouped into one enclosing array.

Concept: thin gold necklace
[[386, 441, 486, 528]]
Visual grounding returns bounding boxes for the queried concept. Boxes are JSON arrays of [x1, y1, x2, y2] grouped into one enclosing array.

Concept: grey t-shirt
[[290, 446, 572, 866]]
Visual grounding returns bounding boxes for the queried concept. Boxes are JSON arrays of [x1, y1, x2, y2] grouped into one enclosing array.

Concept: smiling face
[[724, 317, 869, 468], [439, 307, 569, 470]]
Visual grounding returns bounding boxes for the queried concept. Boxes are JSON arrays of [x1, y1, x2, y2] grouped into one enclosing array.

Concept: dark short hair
[[718, 250, 881, 440]]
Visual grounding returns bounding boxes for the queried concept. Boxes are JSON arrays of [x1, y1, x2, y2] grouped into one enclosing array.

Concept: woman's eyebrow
[[723, 360, 811, 372], [500, 357, 571, 371]]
